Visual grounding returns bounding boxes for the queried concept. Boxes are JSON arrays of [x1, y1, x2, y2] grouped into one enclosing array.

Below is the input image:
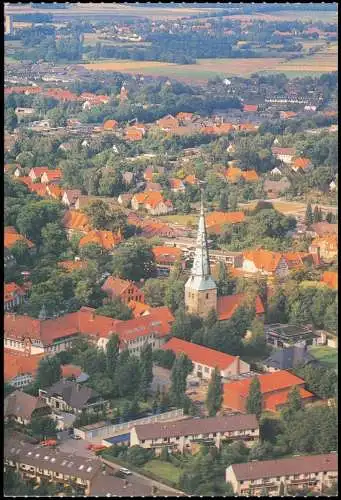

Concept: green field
[[309, 346, 338, 369], [160, 214, 198, 226], [142, 459, 181, 484]]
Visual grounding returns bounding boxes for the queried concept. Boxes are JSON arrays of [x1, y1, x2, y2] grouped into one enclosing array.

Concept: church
[[185, 196, 264, 320]]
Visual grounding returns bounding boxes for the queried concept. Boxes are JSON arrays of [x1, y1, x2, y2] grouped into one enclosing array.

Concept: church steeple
[[185, 189, 217, 318], [191, 190, 212, 278]]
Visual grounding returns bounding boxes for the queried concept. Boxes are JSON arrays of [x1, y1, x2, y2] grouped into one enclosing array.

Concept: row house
[[162, 337, 250, 381], [4, 441, 102, 496], [101, 277, 145, 305], [226, 453, 338, 496], [131, 414, 259, 455], [223, 370, 314, 414]]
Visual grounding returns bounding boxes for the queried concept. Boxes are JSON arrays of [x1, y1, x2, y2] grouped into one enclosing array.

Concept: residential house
[[280, 110, 297, 120], [283, 251, 315, 270], [263, 177, 291, 197], [321, 270, 338, 289], [5, 391, 50, 426], [4, 349, 45, 388], [152, 246, 184, 275], [162, 337, 250, 381], [308, 222, 338, 238], [122, 171, 134, 186], [4, 226, 35, 253], [61, 364, 89, 383], [62, 210, 90, 237], [62, 189, 82, 208], [271, 147, 296, 165], [226, 453, 338, 496], [103, 119, 118, 131], [176, 112, 195, 123], [242, 249, 289, 278], [131, 414, 259, 455], [291, 157, 313, 173], [205, 211, 246, 235], [128, 301, 153, 318], [4, 440, 102, 495], [143, 168, 154, 182], [169, 178, 186, 192], [217, 293, 265, 322], [262, 345, 318, 372], [41, 169, 62, 184], [183, 174, 198, 185], [243, 104, 258, 112], [156, 114, 179, 131], [223, 370, 314, 413], [39, 380, 108, 414], [28, 167, 48, 181], [79, 230, 122, 251], [117, 193, 133, 207], [131, 191, 173, 216], [101, 277, 144, 305], [4, 282, 28, 311], [309, 235, 338, 262], [225, 167, 259, 183], [270, 166, 285, 176], [124, 124, 146, 141]]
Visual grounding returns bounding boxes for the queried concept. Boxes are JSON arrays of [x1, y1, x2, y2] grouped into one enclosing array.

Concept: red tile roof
[[128, 301, 152, 318], [103, 119, 118, 130], [152, 246, 183, 264], [4, 349, 45, 382], [162, 337, 238, 371], [62, 210, 90, 232], [217, 293, 264, 321], [321, 270, 338, 289], [243, 104, 258, 112], [4, 226, 35, 250], [265, 387, 314, 411], [101, 277, 133, 296], [243, 249, 284, 273], [293, 157, 312, 170], [58, 260, 88, 272], [61, 364, 82, 379], [79, 230, 122, 250], [206, 211, 245, 229], [4, 282, 26, 304]]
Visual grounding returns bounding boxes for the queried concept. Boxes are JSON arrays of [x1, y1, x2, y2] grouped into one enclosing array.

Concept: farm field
[[218, 9, 337, 23], [81, 57, 286, 83], [309, 346, 338, 369]]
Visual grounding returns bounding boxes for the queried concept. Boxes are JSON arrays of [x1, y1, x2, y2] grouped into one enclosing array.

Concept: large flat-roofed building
[[131, 414, 259, 454], [226, 453, 338, 496]]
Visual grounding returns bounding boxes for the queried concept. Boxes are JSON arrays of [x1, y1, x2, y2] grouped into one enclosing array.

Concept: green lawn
[[142, 459, 181, 484], [160, 214, 198, 226], [309, 346, 338, 369]]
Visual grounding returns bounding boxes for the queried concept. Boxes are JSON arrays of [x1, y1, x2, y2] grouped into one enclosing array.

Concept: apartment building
[[4, 440, 102, 495], [131, 414, 259, 455], [226, 453, 338, 496]]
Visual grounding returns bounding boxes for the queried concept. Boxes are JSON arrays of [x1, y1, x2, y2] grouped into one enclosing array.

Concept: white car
[[119, 468, 132, 475]]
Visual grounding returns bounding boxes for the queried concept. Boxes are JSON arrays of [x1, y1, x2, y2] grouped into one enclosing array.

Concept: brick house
[[226, 453, 338, 496], [223, 370, 314, 413], [101, 277, 145, 305], [161, 337, 250, 381]]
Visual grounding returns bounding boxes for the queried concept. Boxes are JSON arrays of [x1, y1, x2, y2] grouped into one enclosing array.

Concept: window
[[206, 293, 209, 299]]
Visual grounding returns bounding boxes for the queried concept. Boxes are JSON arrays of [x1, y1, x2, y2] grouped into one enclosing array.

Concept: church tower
[[185, 192, 217, 318]]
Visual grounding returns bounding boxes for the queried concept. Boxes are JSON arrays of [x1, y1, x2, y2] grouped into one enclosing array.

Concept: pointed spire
[[191, 188, 212, 278]]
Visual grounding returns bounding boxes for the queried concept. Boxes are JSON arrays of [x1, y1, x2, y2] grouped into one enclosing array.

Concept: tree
[[41, 222, 68, 256], [5, 108, 18, 131], [96, 298, 132, 320], [246, 377, 262, 419], [10, 239, 32, 266], [305, 201, 313, 226], [171, 307, 203, 341], [30, 415, 57, 440], [35, 357, 61, 389], [139, 343, 153, 401], [206, 367, 223, 417], [170, 353, 193, 407], [281, 386, 302, 423], [143, 278, 167, 307], [106, 333, 120, 378], [152, 349, 176, 369], [111, 238, 157, 281], [219, 190, 229, 211], [216, 261, 235, 296], [83, 200, 127, 233]]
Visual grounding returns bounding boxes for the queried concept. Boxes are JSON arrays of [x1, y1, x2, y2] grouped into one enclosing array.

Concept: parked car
[[119, 468, 132, 476], [71, 435, 82, 440], [40, 439, 57, 447]]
